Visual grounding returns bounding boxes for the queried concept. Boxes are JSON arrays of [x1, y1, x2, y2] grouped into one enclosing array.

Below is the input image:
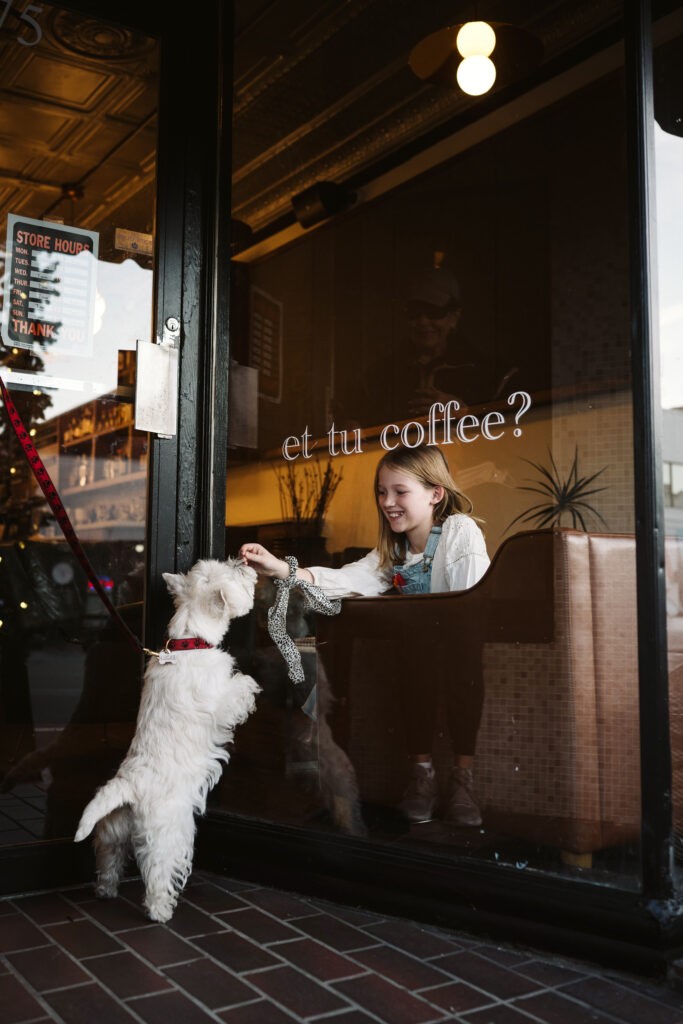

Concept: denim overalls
[[392, 525, 442, 594]]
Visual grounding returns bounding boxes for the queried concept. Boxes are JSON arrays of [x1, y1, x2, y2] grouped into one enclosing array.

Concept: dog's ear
[[162, 572, 185, 597]]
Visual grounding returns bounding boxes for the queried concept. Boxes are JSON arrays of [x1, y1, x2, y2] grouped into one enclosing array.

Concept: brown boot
[[397, 763, 438, 823], [443, 766, 482, 827]]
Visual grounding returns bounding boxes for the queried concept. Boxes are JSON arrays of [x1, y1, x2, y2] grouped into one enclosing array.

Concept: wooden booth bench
[[315, 528, 683, 857]]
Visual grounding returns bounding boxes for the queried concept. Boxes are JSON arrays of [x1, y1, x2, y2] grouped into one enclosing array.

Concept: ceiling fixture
[[291, 180, 357, 229], [455, 21, 496, 96], [410, 20, 542, 98]]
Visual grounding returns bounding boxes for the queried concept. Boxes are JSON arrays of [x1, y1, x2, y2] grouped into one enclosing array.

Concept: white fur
[[74, 557, 260, 923]]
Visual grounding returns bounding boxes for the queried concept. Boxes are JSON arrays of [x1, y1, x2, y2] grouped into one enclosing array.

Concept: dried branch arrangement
[[274, 458, 344, 533]]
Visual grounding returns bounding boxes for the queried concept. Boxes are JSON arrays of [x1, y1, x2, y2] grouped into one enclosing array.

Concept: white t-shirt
[[308, 514, 490, 598]]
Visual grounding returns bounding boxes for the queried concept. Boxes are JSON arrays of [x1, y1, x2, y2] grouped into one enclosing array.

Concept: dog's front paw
[[145, 900, 174, 923], [94, 881, 118, 899]]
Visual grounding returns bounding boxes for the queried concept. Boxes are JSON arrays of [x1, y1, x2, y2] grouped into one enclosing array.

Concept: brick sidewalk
[[1, 869, 682, 1023]]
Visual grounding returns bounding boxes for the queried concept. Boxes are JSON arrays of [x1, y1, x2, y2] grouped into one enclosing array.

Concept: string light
[[19, 601, 28, 609]]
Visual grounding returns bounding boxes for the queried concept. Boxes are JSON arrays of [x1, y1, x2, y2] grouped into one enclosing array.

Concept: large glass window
[[0, 5, 158, 842], [221, 1, 648, 887]]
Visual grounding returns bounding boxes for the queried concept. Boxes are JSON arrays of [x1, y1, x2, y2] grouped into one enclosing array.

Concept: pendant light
[[409, 20, 542, 98], [455, 21, 496, 96]]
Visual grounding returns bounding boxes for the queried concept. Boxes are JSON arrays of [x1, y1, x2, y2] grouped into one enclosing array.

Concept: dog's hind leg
[[93, 806, 133, 898], [137, 805, 196, 924]]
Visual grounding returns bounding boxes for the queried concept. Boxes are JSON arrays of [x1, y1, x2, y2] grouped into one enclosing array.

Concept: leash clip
[[143, 640, 177, 664]]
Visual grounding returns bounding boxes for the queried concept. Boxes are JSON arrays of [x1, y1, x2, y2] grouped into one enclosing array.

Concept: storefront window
[[0, 5, 158, 842], [654, 5, 683, 888], [221, 2, 647, 887]]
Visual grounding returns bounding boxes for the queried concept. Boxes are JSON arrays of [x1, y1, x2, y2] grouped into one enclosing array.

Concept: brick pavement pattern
[[1, 870, 682, 1023]]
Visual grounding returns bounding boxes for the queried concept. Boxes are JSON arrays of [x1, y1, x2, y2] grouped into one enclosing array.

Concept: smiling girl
[[239, 444, 490, 827]]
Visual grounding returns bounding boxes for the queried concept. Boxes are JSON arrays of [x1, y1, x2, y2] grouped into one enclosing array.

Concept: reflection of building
[[664, 409, 683, 538]]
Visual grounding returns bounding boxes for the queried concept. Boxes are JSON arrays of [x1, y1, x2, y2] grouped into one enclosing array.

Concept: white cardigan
[[308, 514, 490, 598]]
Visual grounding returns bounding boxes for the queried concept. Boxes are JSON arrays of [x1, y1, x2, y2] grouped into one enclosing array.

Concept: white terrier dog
[[74, 557, 260, 923]]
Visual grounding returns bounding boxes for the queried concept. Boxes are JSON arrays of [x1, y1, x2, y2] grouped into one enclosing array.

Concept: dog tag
[[158, 650, 177, 665]]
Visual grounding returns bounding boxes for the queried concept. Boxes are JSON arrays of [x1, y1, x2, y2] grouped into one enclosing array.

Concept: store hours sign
[[1, 215, 99, 357]]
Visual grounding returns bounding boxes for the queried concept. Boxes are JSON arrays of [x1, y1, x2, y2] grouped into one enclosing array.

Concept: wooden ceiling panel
[[0, 102, 75, 155], [0, 3, 158, 237], [106, 80, 156, 122], [58, 119, 138, 159], [11, 53, 113, 109]]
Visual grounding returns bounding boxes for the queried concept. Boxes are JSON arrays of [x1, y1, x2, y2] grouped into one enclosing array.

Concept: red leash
[[0, 375, 143, 653]]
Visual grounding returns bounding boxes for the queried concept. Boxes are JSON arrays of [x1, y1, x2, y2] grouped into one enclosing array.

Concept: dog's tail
[[74, 777, 134, 842]]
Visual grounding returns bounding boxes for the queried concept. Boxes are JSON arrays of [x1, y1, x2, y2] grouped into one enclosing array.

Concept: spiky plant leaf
[[504, 446, 608, 535]]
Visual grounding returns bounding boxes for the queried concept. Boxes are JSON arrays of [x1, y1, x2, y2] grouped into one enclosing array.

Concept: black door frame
[[626, 0, 674, 901]]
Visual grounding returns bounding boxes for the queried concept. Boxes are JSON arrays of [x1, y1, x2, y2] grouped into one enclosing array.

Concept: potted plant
[[505, 446, 608, 533]]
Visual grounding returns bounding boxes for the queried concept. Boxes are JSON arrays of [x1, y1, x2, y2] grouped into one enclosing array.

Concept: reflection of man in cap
[[403, 264, 495, 417]]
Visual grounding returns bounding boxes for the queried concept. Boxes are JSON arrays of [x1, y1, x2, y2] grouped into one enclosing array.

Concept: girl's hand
[[239, 543, 289, 579]]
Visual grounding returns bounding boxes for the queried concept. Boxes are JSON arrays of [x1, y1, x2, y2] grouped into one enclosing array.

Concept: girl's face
[[376, 466, 443, 536]]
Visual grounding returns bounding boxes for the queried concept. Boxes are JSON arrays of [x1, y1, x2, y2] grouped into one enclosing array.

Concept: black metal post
[[624, 0, 675, 899], [145, 0, 226, 648]]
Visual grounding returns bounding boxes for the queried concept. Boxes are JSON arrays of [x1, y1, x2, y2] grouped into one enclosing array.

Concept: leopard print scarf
[[267, 555, 341, 684]]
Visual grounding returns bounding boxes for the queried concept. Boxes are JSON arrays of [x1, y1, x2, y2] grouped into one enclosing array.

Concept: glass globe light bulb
[[456, 20, 496, 58], [456, 54, 496, 96]]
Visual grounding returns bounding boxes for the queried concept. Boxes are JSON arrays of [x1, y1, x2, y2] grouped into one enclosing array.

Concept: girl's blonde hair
[[373, 445, 478, 570]]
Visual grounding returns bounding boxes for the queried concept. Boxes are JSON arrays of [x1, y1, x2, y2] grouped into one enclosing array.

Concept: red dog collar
[[143, 637, 215, 661], [166, 638, 215, 651]]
